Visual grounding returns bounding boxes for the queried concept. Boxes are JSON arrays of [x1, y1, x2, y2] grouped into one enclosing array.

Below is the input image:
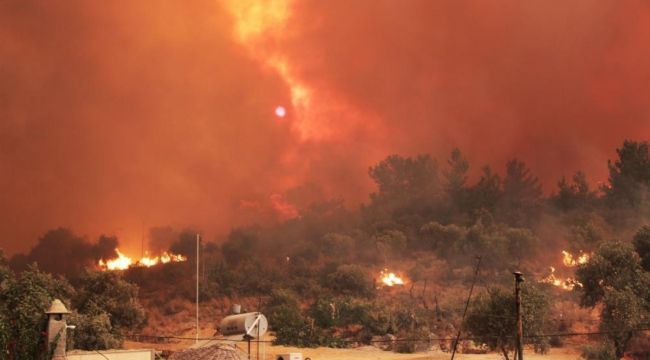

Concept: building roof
[[168, 344, 246, 360], [46, 299, 71, 314]]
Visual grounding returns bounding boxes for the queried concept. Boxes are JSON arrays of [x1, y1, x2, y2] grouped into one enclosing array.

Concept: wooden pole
[[514, 271, 524, 360], [450, 256, 481, 360], [196, 234, 200, 344]]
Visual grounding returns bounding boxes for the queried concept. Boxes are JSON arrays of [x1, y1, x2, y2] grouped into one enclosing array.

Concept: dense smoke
[[2, 1, 650, 255], [8, 228, 117, 277]]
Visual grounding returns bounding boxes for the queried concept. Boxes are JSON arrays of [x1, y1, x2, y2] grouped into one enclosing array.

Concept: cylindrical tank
[[231, 304, 241, 314], [219, 312, 268, 338]]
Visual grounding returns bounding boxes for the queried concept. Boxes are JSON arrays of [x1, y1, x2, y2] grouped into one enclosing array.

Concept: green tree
[[599, 289, 647, 359], [575, 241, 650, 357], [419, 221, 466, 254], [321, 233, 355, 260], [326, 265, 374, 298], [221, 228, 260, 266], [465, 285, 550, 360], [365, 154, 443, 223], [498, 159, 543, 227], [444, 148, 470, 211], [567, 214, 608, 251], [575, 242, 648, 307], [73, 271, 146, 344], [2, 265, 74, 360], [369, 154, 440, 202], [554, 171, 597, 211], [468, 166, 502, 214], [68, 311, 120, 350], [372, 230, 407, 262], [633, 225, 650, 271], [0, 249, 9, 359], [604, 140, 650, 208], [265, 289, 313, 346], [8, 229, 117, 278]]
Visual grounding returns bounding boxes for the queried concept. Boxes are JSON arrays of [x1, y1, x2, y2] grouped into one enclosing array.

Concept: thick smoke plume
[[9, 228, 117, 277], [2, 1, 650, 254]]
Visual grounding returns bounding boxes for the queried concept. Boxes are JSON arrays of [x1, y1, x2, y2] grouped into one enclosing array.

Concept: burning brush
[[379, 269, 406, 287], [539, 250, 590, 291], [98, 248, 187, 271]]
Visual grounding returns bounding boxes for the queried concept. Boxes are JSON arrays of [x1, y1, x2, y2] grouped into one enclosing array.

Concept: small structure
[[171, 306, 267, 360], [46, 299, 70, 360], [44, 299, 154, 360], [169, 344, 246, 360], [276, 354, 303, 360], [66, 349, 154, 360]]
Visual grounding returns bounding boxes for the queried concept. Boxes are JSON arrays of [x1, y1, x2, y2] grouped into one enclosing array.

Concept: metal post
[[514, 271, 524, 360], [196, 233, 200, 344]]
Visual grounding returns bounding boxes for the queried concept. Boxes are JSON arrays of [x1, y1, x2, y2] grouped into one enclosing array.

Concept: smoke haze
[[2, 1, 650, 255]]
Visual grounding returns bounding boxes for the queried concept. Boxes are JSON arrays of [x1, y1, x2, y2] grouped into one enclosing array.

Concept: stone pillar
[[46, 299, 70, 360]]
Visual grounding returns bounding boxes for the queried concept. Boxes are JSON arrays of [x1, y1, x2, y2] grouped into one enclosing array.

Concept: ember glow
[[380, 269, 405, 287], [99, 249, 187, 271]]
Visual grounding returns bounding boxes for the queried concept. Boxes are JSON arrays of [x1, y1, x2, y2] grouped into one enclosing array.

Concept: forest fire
[[380, 269, 405, 287], [98, 249, 187, 271], [540, 250, 590, 290], [540, 266, 583, 290], [562, 250, 590, 267]]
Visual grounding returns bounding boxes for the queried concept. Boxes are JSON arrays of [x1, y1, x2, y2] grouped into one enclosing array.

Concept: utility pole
[[450, 256, 481, 360], [196, 233, 200, 344], [513, 271, 524, 360]]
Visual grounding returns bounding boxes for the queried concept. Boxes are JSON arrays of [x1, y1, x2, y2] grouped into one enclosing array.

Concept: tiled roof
[[168, 344, 246, 360]]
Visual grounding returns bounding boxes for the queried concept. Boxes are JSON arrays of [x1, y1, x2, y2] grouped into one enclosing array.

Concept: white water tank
[[276, 354, 303, 360], [218, 312, 268, 338]]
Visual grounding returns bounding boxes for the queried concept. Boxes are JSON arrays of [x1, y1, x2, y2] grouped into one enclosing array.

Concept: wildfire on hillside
[[540, 266, 583, 290], [380, 269, 406, 287], [98, 249, 187, 271], [562, 250, 590, 267], [540, 250, 590, 291]]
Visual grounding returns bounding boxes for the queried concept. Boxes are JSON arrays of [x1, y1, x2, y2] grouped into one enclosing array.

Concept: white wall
[[66, 349, 154, 360]]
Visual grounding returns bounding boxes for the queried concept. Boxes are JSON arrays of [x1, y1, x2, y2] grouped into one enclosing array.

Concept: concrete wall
[[66, 349, 154, 360]]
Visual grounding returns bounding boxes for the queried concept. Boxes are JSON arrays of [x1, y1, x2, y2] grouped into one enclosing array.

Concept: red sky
[[1, 1, 650, 255]]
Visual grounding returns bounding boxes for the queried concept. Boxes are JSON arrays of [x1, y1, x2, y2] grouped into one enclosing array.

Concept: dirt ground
[[125, 338, 583, 360]]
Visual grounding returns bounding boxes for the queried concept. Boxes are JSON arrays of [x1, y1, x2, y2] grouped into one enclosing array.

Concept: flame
[[98, 249, 133, 271], [539, 250, 590, 290], [222, 0, 334, 141], [540, 266, 583, 290], [380, 269, 405, 287], [562, 250, 590, 267], [99, 249, 187, 271], [225, 0, 290, 43]]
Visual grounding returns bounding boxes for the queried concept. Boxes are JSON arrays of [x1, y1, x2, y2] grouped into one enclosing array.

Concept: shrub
[[325, 265, 374, 298], [581, 344, 616, 360], [68, 311, 120, 350]]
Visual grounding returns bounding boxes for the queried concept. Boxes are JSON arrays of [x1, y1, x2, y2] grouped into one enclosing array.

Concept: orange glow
[[562, 250, 590, 267], [98, 249, 133, 271], [99, 249, 187, 271], [380, 269, 405, 287], [539, 250, 589, 290], [222, 0, 325, 140], [225, 0, 290, 42], [540, 266, 583, 291]]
